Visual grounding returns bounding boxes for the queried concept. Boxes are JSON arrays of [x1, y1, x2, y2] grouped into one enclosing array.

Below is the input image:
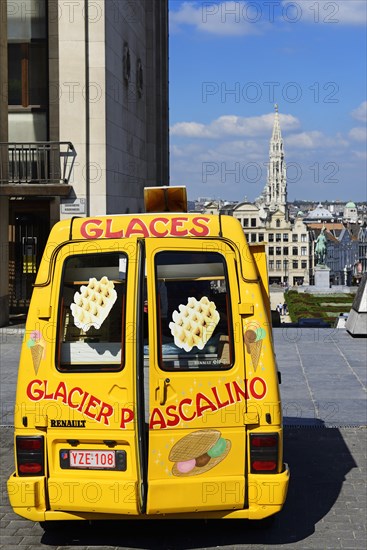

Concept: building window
[[276, 233, 281, 242], [276, 247, 281, 255], [269, 247, 274, 255], [276, 219, 281, 228], [258, 233, 264, 242], [276, 260, 281, 271], [301, 260, 307, 269], [243, 218, 249, 227], [251, 218, 256, 228], [8, 43, 48, 107], [123, 42, 131, 83], [292, 234, 298, 242], [251, 233, 257, 243], [283, 233, 289, 242], [301, 247, 307, 256], [283, 259, 289, 269], [136, 58, 144, 98], [292, 247, 298, 256], [269, 260, 274, 271], [293, 260, 298, 269], [301, 234, 307, 242], [268, 233, 274, 242], [283, 247, 289, 255]]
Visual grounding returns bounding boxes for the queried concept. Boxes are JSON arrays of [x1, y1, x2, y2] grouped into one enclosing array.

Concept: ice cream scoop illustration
[[26, 330, 45, 374], [244, 324, 266, 371], [70, 276, 117, 332], [169, 296, 220, 352], [169, 429, 231, 477]]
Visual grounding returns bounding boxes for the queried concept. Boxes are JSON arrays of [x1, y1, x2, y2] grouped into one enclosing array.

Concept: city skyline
[[168, 1, 367, 203]]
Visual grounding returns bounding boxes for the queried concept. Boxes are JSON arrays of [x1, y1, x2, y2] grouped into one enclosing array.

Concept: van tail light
[[250, 433, 278, 473], [16, 436, 44, 477]]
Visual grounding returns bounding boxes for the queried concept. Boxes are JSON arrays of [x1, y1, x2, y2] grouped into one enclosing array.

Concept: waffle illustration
[[169, 429, 231, 477], [244, 322, 266, 371], [70, 276, 117, 332], [169, 296, 220, 352]]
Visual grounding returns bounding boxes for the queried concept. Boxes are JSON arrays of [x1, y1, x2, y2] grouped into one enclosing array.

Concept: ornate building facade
[[232, 106, 310, 286]]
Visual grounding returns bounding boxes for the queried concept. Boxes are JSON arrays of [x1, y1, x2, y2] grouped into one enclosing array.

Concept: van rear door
[[144, 238, 248, 514], [43, 240, 144, 515]]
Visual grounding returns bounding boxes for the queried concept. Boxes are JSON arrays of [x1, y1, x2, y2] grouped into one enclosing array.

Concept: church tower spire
[[262, 104, 287, 212]]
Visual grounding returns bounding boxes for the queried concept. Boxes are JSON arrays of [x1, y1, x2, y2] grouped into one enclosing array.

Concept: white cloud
[[169, 1, 262, 36], [170, 1, 366, 35], [349, 127, 366, 142], [286, 131, 348, 149], [170, 112, 300, 138], [351, 101, 367, 123], [281, 1, 367, 25]]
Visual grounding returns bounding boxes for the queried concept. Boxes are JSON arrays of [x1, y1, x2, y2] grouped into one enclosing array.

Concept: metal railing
[[0, 142, 76, 184]]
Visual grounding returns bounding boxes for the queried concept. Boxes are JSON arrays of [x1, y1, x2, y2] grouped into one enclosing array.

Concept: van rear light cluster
[[16, 436, 44, 476], [250, 433, 278, 473]]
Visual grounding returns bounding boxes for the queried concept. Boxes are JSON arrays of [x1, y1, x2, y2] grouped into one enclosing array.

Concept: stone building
[[232, 106, 311, 286], [0, 0, 169, 325]]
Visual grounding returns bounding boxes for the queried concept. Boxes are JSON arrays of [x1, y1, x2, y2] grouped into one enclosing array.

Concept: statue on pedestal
[[315, 226, 327, 266]]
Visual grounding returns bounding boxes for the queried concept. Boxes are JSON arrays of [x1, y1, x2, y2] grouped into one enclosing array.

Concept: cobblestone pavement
[[1, 325, 366, 549]]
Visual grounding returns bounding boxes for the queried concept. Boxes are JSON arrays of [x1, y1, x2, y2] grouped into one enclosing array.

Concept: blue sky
[[168, 0, 367, 203]]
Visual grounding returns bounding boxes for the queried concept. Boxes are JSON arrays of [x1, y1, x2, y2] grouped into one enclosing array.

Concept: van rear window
[[153, 251, 233, 371], [57, 253, 127, 372]]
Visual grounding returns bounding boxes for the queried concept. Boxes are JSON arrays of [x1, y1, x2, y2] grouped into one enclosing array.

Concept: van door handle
[[158, 378, 170, 405]]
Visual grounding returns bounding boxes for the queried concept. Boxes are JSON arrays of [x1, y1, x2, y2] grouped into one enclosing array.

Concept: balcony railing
[[0, 142, 76, 184]]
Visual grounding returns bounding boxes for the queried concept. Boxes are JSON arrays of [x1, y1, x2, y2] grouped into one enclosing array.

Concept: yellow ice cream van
[[7, 187, 289, 528]]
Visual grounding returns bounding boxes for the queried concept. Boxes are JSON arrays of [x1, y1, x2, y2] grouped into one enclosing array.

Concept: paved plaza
[[0, 324, 366, 549]]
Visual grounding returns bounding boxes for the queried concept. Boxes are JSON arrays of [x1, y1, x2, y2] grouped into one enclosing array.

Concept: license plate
[[60, 449, 126, 471]]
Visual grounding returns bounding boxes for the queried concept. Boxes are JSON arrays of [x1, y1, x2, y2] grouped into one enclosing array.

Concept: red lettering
[[83, 395, 101, 420], [190, 216, 210, 237], [211, 386, 230, 409], [224, 382, 235, 404], [105, 218, 123, 238], [95, 402, 114, 425], [120, 407, 135, 429], [43, 380, 54, 400], [178, 398, 196, 422], [26, 379, 44, 401], [196, 392, 217, 418], [249, 377, 267, 400], [149, 407, 166, 430], [53, 382, 68, 404], [85, 452, 91, 465], [125, 218, 149, 238], [80, 219, 103, 239], [171, 217, 188, 237], [68, 387, 84, 409], [232, 380, 249, 402], [165, 405, 180, 427], [77, 391, 90, 413], [149, 217, 169, 237]]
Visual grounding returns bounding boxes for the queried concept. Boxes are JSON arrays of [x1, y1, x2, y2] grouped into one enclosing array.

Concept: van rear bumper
[[8, 465, 289, 522]]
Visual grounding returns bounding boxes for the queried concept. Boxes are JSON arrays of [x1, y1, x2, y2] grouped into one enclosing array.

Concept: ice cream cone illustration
[[244, 324, 266, 371], [168, 429, 231, 477], [30, 344, 44, 374], [26, 330, 45, 374]]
